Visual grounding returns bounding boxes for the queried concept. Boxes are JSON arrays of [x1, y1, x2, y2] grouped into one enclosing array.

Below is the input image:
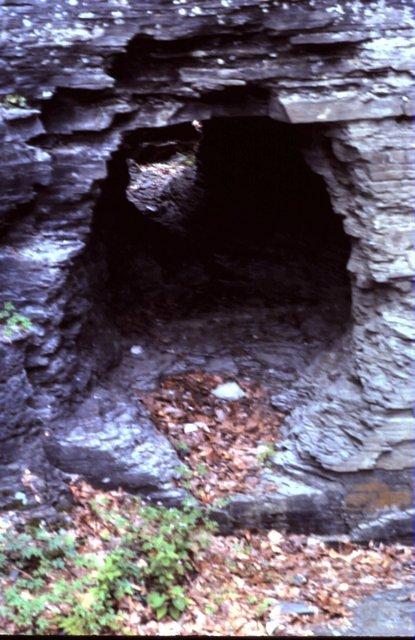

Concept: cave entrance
[[47, 115, 355, 510], [91, 116, 351, 403]]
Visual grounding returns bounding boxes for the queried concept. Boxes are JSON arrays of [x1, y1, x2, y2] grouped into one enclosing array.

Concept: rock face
[[0, 0, 414, 537], [126, 153, 202, 234]]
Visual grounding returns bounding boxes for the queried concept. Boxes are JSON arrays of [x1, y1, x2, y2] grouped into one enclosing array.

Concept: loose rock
[[130, 345, 144, 357], [212, 381, 245, 401]]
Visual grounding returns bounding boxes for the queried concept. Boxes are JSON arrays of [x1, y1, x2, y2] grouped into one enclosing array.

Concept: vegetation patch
[[0, 302, 33, 338], [0, 484, 216, 634], [0, 482, 412, 636], [0, 94, 29, 109]]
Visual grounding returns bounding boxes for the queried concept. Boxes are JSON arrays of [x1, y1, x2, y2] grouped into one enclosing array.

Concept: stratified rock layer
[[0, 0, 414, 537]]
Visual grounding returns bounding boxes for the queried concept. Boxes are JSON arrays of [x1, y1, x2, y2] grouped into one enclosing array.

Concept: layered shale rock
[[0, 0, 414, 538]]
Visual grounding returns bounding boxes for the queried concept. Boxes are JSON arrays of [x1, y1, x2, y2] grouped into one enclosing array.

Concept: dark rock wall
[[0, 0, 414, 528]]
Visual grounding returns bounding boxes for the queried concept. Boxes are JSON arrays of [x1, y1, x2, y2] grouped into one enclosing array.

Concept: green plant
[[195, 462, 208, 476], [0, 302, 33, 338], [0, 524, 76, 576], [0, 496, 217, 632], [0, 526, 138, 633], [55, 549, 138, 634], [0, 524, 80, 633], [174, 464, 193, 479], [212, 497, 229, 509], [254, 597, 275, 619], [174, 464, 194, 490], [0, 528, 86, 633], [175, 440, 190, 455], [256, 443, 275, 467], [136, 502, 217, 620], [1, 581, 54, 633], [87, 495, 214, 622], [205, 602, 218, 615], [1, 93, 28, 109]]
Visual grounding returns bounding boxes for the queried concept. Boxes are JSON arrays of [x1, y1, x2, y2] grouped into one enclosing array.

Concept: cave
[[91, 117, 351, 393], [1, 0, 414, 543], [34, 115, 353, 532]]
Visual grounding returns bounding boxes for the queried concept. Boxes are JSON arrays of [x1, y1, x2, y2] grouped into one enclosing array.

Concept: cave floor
[[47, 226, 353, 520], [107, 288, 345, 503], [114, 300, 336, 396], [87, 228, 351, 504]]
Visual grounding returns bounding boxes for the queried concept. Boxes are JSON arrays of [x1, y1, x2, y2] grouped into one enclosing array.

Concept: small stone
[[269, 604, 282, 620], [212, 381, 245, 401], [183, 423, 197, 434], [130, 345, 144, 357], [290, 573, 308, 586]]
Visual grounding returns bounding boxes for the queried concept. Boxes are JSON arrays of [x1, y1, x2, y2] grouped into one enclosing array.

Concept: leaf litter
[[0, 481, 412, 636], [142, 370, 284, 503]]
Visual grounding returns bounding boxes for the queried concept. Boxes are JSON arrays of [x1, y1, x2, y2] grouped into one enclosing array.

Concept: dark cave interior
[[90, 116, 351, 334]]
